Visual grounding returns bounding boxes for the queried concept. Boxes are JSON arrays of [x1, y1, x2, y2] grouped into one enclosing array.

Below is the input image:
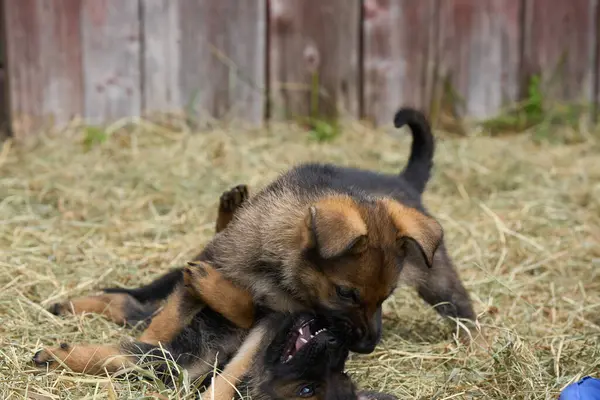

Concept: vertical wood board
[[3, 0, 40, 138], [81, 0, 141, 124], [142, 0, 266, 125], [522, 0, 595, 103], [269, 0, 361, 120], [3, 0, 83, 138], [363, 0, 438, 126], [140, 0, 181, 114], [594, 0, 600, 120], [437, 0, 523, 120]]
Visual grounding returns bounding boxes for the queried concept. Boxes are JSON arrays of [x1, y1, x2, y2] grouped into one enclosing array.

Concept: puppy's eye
[[335, 285, 359, 303], [297, 384, 315, 398]]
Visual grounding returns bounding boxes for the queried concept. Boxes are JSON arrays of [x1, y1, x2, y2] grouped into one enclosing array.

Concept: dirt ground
[[0, 121, 598, 399]]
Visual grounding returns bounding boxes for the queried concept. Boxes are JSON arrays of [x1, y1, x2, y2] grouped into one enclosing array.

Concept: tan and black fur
[[208, 311, 399, 400], [46, 185, 255, 331], [33, 186, 255, 379], [34, 310, 397, 400], [34, 187, 396, 400]]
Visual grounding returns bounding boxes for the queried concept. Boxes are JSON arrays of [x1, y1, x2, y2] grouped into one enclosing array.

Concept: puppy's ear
[[302, 196, 368, 259], [381, 199, 443, 268]]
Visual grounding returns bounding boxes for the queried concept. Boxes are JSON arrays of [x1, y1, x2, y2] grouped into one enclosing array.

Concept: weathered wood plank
[[141, 0, 266, 125], [269, 0, 361, 121], [140, 0, 181, 114], [362, 0, 438, 126], [3, 0, 83, 139], [81, 0, 141, 124], [0, 1, 6, 133], [2, 0, 39, 138], [522, 0, 595, 104], [437, 0, 523, 120], [594, 0, 600, 121]]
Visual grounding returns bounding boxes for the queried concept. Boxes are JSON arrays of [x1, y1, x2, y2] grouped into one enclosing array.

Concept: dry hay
[[0, 120, 599, 399]]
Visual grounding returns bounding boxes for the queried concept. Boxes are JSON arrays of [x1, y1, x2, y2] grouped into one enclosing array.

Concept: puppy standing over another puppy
[[182, 106, 474, 352]]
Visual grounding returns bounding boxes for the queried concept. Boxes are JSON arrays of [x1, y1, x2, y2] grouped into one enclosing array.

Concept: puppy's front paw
[[32, 343, 70, 368]]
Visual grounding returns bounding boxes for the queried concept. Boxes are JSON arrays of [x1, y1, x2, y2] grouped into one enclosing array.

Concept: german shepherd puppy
[[208, 311, 399, 400], [185, 107, 474, 354], [36, 107, 474, 378], [35, 309, 397, 400]]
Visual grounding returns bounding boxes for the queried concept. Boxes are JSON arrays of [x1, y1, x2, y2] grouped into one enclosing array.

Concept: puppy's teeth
[[299, 338, 308, 344]]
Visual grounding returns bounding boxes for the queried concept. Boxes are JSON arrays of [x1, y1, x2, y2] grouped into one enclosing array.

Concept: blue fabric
[[559, 377, 600, 400]]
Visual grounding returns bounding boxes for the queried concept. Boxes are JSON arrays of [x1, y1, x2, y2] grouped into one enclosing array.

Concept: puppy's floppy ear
[[381, 198, 442, 268], [301, 196, 368, 259]]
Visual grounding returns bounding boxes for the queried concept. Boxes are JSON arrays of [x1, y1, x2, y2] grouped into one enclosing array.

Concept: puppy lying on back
[[127, 309, 398, 400], [205, 311, 399, 400], [38, 287, 398, 400], [37, 309, 398, 400], [35, 187, 397, 400]]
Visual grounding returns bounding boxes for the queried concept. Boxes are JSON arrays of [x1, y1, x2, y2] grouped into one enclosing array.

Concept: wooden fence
[[2, 0, 599, 139]]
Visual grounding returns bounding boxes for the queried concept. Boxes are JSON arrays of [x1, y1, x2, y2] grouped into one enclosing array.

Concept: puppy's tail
[[394, 107, 435, 194]]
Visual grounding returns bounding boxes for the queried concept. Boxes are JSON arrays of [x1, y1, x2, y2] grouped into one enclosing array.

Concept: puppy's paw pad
[[185, 261, 209, 279], [233, 184, 249, 203], [32, 349, 55, 367], [33, 343, 72, 368], [48, 302, 69, 316], [219, 184, 248, 212]]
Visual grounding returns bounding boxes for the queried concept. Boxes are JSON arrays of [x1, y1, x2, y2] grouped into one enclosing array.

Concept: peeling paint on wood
[[1, 0, 599, 135], [140, 0, 181, 115], [593, 0, 600, 121], [81, 0, 141, 124], [141, 0, 266, 125], [4, 0, 83, 138]]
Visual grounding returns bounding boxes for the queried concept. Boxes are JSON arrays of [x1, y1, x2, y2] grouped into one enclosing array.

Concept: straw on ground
[[0, 121, 598, 399]]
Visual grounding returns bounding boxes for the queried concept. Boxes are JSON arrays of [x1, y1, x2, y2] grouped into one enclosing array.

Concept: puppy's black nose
[[350, 338, 377, 354], [349, 326, 375, 353]]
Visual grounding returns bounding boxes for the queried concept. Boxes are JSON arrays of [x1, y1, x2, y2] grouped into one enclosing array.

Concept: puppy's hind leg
[[32, 343, 134, 375], [48, 292, 157, 327]]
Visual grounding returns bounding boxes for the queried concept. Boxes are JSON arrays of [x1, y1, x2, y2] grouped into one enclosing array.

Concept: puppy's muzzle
[[348, 307, 383, 354]]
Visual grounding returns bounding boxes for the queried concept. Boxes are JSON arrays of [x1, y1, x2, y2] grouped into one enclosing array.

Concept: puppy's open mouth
[[282, 318, 327, 363]]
